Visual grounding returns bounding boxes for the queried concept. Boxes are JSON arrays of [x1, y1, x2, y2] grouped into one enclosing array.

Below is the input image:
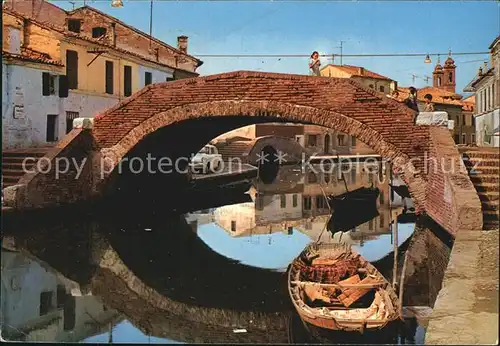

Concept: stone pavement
[[425, 229, 499, 344]]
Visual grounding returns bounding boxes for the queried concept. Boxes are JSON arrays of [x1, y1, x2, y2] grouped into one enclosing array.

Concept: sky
[[53, 0, 499, 93]]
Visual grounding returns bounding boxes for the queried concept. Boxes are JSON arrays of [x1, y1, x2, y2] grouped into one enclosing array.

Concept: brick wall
[[3, 0, 67, 26], [255, 123, 304, 138], [3, 129, 96, 209], [425, 127, 483, 235], [66, 7, 199, 73]]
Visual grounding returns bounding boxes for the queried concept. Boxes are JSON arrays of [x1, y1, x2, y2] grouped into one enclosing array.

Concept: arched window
[[448, 72, 453, 83], [437, 77, 441, 87], [369, 84, 374, 89]]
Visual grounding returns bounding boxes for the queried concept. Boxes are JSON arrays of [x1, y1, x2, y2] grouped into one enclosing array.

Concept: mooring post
[[392, 214, 398, 288]]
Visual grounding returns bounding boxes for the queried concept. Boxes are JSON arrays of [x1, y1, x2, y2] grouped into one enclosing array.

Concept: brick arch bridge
[[4, 71, 482, 234]]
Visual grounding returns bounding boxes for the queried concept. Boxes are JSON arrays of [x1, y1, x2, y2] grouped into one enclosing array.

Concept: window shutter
[[42, 72, 50, 96], [59, 75, 69, 98]]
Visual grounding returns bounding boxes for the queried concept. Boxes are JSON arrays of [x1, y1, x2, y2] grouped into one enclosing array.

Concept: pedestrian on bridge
[[309, 51, 321, 76]]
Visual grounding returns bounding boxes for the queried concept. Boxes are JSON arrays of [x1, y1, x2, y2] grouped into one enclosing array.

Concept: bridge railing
[[415, 111, 454, 130]]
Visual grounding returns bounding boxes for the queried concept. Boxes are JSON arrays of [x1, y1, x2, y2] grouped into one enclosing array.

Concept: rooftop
[[321, 64, 393, 81], [396, 86, 465, 107]]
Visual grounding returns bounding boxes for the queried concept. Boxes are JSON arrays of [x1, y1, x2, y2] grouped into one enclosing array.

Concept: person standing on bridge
[[404, 86, 419, 124], [309, 51, 321, 76], [423, 93, 435, 112]]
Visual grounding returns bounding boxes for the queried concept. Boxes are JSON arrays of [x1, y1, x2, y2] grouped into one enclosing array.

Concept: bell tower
[[433, 55, 444, 89], [442, 50, 456, 93]]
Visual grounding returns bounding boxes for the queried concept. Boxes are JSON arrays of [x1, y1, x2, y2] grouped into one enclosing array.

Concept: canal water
[[1, 164, 453, 343]]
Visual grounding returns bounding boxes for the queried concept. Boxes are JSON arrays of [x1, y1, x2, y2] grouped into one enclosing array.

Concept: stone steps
[[473, 183, 499, 193], [2, 148, 50, 188], [482, 199, 499, 211], [483, 220, 500, 230], [469, 174, 500, 184], [463, 158, 500, 167], [461, 149, 500, 230]]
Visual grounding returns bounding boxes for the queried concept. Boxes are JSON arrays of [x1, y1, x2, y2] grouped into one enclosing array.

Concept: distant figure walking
[[423, 93, 435, 112], [309, 51, 321, 76]]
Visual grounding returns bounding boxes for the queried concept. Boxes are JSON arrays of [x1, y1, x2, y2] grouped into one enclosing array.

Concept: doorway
[[324, 134, 330, 154]]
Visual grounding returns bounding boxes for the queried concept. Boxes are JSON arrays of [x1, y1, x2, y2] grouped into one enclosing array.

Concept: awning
[[493, 125, 500, 136]]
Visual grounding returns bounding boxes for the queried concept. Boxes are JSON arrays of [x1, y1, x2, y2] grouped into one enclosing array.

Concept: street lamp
[[424, 54, 432, 64], [111, 0, 123, 7]]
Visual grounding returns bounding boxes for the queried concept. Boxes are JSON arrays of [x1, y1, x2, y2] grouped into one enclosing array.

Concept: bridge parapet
[[416, 111, 454, 130]]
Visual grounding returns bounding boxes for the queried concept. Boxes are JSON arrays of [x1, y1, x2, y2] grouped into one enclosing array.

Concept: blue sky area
[[53, 1, 499, 93]]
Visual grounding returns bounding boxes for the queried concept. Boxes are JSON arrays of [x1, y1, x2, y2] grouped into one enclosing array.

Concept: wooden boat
[[288, 243, 401, 333]]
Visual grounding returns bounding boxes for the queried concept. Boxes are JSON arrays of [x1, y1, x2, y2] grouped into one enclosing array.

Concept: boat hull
[[288, 243, 401, 333]]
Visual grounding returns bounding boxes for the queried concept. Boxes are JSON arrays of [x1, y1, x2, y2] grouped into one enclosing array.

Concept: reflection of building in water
[[1, 250, 121, 342], [389, 174, 415, 210], [185, 209, 216, 232], [214, 192, 303, 236], [211, 161, 408, 243]]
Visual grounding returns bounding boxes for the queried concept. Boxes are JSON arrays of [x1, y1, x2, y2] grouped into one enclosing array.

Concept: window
[[42, 72, 56, 96], [463, 114, 466, 126], [145, 71, 152, 86], [379, 85, 385, 93], [351, 136, 356, 146], [307, 172, 317, 183], [471, 133, 476, 144], [303, 197, 312, 210], [56, 285, 66, 308], [379, 213, 385, 228], [66, 111, 79, 134], [105, 61, 114, 94], [449, 72, 453, 83], [351, 165, 356, 183], [124, 65, 132, 97], [307, 134, 317, 147], [461, 133, 466, 144], [316, 196, 325, 209], [46, 114, 58, 142], [368, 219, 374, 231], [292, 194, 298, 207], [369, 84, 374, 89], [92, 27, 107, 38], [287, 227, 293, 235], [324, 173, 330, 184], [280, 194, 286, 208], [66, 50, 78, 89], [338, 134, 346, 146], [437, 77, 441, 87], [67, 19, 81, 33], [454, 134, 460, 143], [40, 291, 54, 316], [231, 220, 236, 232]]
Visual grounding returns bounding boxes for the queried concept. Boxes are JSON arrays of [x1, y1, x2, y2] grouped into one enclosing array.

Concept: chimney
[[358, 67, 364, 76], [22, 18, 30, 47], [111, 22, 116, 47], [177, 36, 188, 54]]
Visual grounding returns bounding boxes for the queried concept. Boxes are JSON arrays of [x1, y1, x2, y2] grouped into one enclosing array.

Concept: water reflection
[[1, 164, 449, 344]]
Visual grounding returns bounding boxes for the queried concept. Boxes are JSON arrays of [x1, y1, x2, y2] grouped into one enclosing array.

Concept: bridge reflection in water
[[1, 166, 452, 344]]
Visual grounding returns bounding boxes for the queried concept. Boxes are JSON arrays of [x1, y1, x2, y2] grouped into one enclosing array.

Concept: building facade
[[1, 249, 121, 342], [397, 54, 476, 145], [2, 1, 202, 150], [464, 36, 500, 147]]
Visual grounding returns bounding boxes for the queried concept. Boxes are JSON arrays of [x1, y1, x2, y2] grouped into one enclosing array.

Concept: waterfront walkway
[[425, 229, 499, 344]]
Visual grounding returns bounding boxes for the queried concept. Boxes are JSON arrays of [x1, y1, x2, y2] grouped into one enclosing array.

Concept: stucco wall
[[2, 63, 120, 149]]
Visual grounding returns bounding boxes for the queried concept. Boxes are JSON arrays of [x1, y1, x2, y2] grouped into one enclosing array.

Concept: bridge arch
[[96, 99, 427, 211]]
